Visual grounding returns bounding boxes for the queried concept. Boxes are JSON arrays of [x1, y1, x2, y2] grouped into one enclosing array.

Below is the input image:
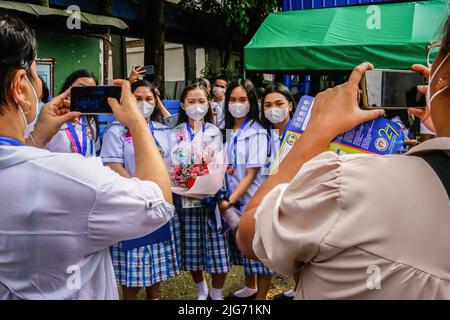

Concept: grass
[[126, 267, 294, 300]]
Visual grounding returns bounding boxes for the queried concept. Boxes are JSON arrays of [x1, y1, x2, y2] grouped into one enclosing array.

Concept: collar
[[406, 137, 450, 156], [234, 120, 266, 141], [0, 146, 55, 171]]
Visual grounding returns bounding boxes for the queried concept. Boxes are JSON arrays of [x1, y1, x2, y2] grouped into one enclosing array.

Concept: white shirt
[[101, 121, 172, 176], [0, 146, 174, 300], [45, 116, 100, 157], [225, 120, 269, 213], [211, 100, 225, 129]]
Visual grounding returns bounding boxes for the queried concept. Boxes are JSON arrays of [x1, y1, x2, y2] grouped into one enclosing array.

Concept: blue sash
[[0, 137, 25, 146], [120, 222, 171, 251]]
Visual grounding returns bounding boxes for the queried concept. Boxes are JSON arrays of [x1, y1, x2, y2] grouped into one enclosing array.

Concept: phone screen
[[71, 86, 121, 114], [364, 70, 426, 109]]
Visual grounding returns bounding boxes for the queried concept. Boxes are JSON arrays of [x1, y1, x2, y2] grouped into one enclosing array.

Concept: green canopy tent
[[244, 0, 449, 71]]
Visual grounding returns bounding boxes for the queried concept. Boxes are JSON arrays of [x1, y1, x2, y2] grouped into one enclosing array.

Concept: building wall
[[36, 29, 102, 95]]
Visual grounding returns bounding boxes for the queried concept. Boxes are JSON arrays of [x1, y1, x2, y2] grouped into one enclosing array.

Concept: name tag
[[181, 196, 203, 209]]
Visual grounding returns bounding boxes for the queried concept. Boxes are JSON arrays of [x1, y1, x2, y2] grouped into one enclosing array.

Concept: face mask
[[264, 107, 289, 124], [213, 87, 225, 98], [228, 103, 250, 119], [138, 101, 155, 119], [186, 104, 209, 121], [17, 76, 39, 138], [427, 52, 450, 111]]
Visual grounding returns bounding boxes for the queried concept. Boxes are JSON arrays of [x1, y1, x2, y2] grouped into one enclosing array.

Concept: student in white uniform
[[0, 13, 174, 300], [260, 83, 296, 175], [169, 84, 230, 300], [259, 83, 298, 300], [220, 79, 274, 300], [211, 75, 228, 129], [45, 70, 100, 157], [100, 80, 180, 300]]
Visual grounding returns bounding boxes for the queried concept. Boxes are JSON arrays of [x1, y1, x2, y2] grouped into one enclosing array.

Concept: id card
[[181, 196, 203, 209]]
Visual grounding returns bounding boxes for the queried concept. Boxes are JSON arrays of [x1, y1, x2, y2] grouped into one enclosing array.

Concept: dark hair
[[256, 87, 266, 100], [260, 83, 296, 129], [224, 79, 264, 130], [214, 74, 229, 85], [39, 75, 50, 104], [192, 77, 209, 88], [176, 84, 214, 125], [131, 79, 162, 121], [60, 69, 98, 139], [59, 69, 98, 94], [0, 14, 37, 114]]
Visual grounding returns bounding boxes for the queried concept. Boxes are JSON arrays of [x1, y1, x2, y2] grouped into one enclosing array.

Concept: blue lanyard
[[0, 137, 25, 146], [66, 117, 88, 156], [227, 118, 250, 168], [149, 121, 162, 149], [279, 120, 291, 143], [185, 122, 206, 142]]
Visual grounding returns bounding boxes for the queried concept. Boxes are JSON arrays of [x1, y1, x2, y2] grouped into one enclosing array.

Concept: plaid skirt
[[174, 195, 231, 275], [110, 215, 181, 288], [229, 229, 274, 276]]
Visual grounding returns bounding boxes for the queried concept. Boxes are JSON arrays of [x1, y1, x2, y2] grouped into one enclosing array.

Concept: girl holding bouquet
[[100, 80, 180, 300], [169, 84, 230, 300], [221, 79, 274, 300]]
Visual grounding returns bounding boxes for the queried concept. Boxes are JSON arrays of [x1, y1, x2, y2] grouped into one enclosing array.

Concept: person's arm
[[221, 168, 259, 211], [26, 88, 80, 148], [106, 163, 132, 178], [107, 80, 172, 204], [156, 95, 171, 118], [237, 62, 385, 259]]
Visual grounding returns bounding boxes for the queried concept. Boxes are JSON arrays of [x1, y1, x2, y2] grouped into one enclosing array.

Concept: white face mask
[[228, 103, 250, 119], [213, 87, 225, 98], [186, 104, 209, 121], [264, 107, 289, 124], [138, 101, 155, 119], [17, 76, 39, 139], [427, 52, 450, 111]]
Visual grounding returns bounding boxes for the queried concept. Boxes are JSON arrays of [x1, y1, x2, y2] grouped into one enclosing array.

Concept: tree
[[97, 0, 113, 85], [179, 0, 279, 69], [144, 0, 166, 96]]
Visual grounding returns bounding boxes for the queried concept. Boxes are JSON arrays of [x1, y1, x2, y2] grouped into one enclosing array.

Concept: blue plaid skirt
[[229, 229, 274, 276], [110, 215, 181, 288], [174, 195, 231, 275]]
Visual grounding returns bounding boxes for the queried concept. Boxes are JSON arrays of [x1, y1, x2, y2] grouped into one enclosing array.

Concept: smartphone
[[360, 69, 426, 109], [70, 86, 121, 115], [135, 65, 155, 76]]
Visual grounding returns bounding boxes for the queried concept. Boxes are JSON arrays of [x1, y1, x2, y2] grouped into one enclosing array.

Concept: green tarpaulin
[[244, 0, 449, 71], [0, 1, 129, 30]]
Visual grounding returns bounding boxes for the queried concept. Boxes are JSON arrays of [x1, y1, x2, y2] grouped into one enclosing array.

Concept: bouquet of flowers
[[171, 161, 209, 189], [170, 140, 227, 199]]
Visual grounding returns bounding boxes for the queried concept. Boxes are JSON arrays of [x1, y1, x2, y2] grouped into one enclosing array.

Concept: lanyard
[[227, 118, 250, 168], [185, 122, 206, 142], [279, 120, 291, 143], [149, 121, 162, 149], [66, 117, 88, 156], [0, 137, 25, 146]]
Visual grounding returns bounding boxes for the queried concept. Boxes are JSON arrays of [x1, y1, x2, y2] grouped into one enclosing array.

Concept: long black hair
[[131, 79, 162, 122], [176, 84, 214, 125], [60, 69, 98, 138], [59, 69, 98, 94], [224, 79, 264, 130], [260, 83, 296, 129]]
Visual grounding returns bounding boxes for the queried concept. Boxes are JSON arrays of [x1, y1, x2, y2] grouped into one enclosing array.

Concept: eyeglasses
[[427, 42, 443, 68]]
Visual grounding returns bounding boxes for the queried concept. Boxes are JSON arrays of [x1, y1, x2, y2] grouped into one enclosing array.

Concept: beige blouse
[[253, 137, 450, 299]]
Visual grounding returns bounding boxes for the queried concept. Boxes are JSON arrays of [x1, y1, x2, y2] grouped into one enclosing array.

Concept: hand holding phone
[[70, 86, 121, 115], [360, 69, 426, 109]]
